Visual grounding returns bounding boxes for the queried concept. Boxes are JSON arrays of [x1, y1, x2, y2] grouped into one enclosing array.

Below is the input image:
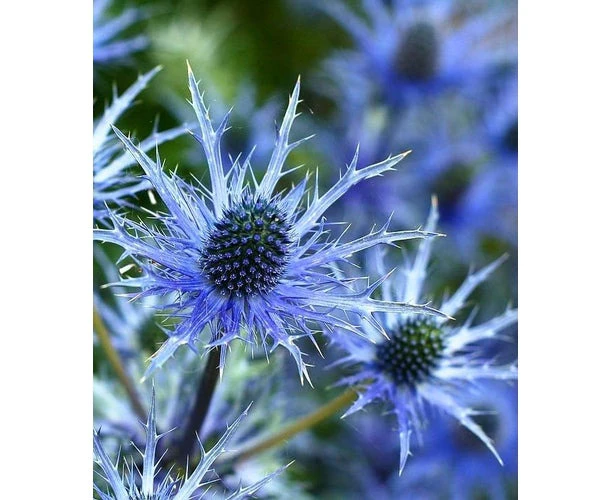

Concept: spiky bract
[[93, 389, 286, 499], [93, 67, 188, 222]]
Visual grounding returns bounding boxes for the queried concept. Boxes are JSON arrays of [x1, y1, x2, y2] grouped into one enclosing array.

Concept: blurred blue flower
[[93, 67, 189, 222], [312, 95, 486, 236], [450, 159, 517, 254], [94, 388, 286, 499], [333, 199, 517, 473], [94, 64, 445, 382], [449, 68, 518, 252], [322, 0, 515, 104], [310, 0, 517, 256], [482, 70, 518, 163], [94, 0, 149, 65]]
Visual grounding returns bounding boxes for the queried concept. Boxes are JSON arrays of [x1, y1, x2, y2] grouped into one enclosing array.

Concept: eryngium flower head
[[94, 64, 444, 382], [334, 198, 517, 473], [94, 389, 286, 499], [322, 0, 516, 103], [94, 67, 188, 222], [93, 0, 148, 65]]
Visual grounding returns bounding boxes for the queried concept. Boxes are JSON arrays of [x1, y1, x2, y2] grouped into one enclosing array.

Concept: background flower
[[309, 0, 517, 267]]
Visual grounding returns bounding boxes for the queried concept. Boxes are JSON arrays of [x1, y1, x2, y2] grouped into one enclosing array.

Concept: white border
[[519, 0, 612, 495], [2, 0, 91, 497]]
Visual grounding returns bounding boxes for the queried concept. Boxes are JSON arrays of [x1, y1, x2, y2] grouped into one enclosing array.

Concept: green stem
[[93, 307, 147, 421], [225, 388, 357, 463], [172, 347, 221, 461]]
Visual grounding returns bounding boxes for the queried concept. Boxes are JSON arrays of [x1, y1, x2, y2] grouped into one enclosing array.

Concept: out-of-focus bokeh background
[[94, 0, 517, 497]]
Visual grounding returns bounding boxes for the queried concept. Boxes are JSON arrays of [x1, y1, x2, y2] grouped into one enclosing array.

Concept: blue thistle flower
[[94, 64, 445, 382], [309, 1, 517, 254], [93, 67, 188, 222], [321, 0, 516, 104], [94, 388, 286, 499], [333, 198, 517, 473], [93, 0, 148, 65]]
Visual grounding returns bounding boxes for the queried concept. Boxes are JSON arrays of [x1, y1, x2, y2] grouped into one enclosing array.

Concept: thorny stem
[[173, 347, 221, 462], [223, 388, 358, 464], [93, 307, 147, 421]]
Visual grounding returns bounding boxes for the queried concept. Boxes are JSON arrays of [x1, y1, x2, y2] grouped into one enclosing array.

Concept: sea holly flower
[[94, 388, 286, 499], [93, 66, 188, 222], [321, 0, 516, 104], [94, 64, 445, 382], [310, 0, 517, 253], [93, 0, 148, 65], [333, 198, 518, 473]]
